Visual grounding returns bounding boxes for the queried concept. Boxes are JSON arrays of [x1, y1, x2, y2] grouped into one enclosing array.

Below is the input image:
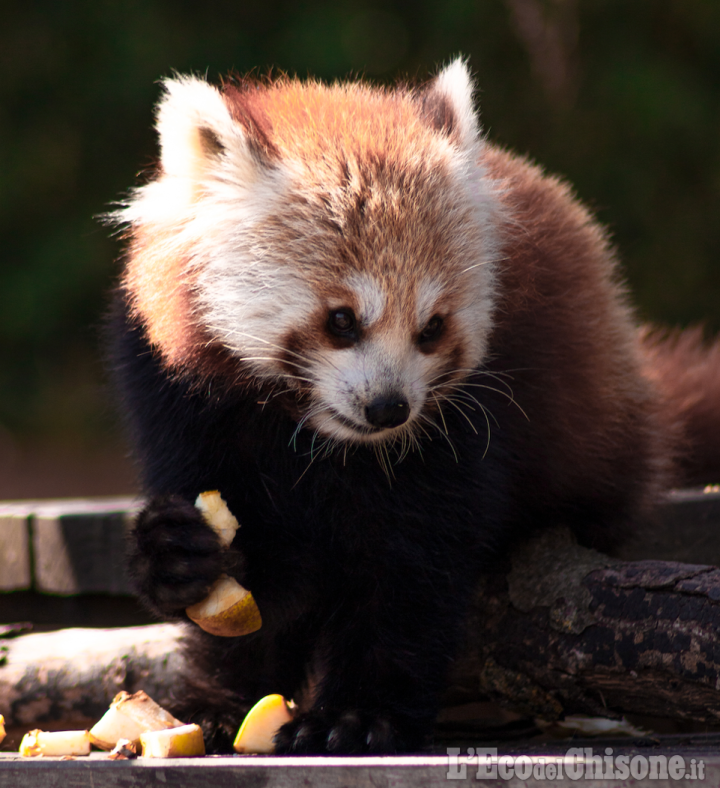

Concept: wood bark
[[446, 527, 720, 725]]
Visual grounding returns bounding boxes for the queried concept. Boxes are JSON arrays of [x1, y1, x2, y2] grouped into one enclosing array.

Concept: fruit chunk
[[140, 723, 205, 758], [195, 490, 239, 548], [109, 738, 137, 760], [19, 729, 91, 757], [0, 714, 5, 746], [233, 694, 293, 754], [186, 574, 262, 637], [186, 491, 262, 637], [88, 690, 184, 750]]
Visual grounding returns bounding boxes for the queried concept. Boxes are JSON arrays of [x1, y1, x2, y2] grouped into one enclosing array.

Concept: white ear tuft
[[118, 74, 283, 225], [155, 75, 237, 182], [422, 57, 481, 151]]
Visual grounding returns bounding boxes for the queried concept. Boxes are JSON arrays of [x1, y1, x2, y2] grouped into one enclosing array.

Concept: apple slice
[[186, 491, 262, 637], [186, 574, 262, 637]]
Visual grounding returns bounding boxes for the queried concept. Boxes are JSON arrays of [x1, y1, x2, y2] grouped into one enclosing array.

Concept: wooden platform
[[0, 496, 150, 629], [0, 746, 719, 786]]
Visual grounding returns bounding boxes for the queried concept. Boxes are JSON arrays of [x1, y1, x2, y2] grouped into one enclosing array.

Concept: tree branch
[[446, 527, 720, 725]]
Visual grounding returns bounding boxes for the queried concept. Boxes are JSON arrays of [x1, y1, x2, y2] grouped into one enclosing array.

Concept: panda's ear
[[155, 75, 271, 186], [417, 58, 481, 151]]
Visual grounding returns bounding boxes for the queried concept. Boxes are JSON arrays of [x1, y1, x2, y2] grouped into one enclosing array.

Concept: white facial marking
[[343, 273, 386, 326], [198, 257, 319, 378], [416, 278, 445, 328]]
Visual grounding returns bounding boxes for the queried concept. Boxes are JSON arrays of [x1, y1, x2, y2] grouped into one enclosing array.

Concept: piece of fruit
[[0, 714, 5, 746], [88, 690, 184, 750], [186, 491, 262, 637], [195, 490, 239, 548], [19, 729, 91, 757], [233, 694, 294, 754], [140, 723, 205, 758], [108, 738, 137, 760], [186, 574, 262, 637]]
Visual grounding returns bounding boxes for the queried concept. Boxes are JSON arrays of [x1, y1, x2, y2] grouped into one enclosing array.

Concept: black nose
[[365, 396, 410, 429]]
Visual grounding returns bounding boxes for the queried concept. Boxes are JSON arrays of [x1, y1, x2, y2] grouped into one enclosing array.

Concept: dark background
[[1, 0, 719, 498]]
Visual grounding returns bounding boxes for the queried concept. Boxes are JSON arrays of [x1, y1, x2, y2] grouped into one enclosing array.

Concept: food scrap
[[108, 738, 138, 760], [140, 723, 206, 758], [19, 729, 91, 757], [88, 690, 184, 751]]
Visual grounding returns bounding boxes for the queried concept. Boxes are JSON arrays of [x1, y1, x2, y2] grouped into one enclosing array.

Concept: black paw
[[274, 709, 416, 755], [129, 495, 244, 616]]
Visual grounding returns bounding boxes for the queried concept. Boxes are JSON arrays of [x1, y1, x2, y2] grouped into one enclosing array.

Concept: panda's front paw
[[129, 495, 240, 616], [274, 709, 418, 755]]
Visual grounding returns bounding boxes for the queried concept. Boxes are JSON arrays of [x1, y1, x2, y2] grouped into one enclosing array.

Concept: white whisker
[[418, 412, 458, 462], [437, 394, 479, 435], [460, 254, 510, 274]]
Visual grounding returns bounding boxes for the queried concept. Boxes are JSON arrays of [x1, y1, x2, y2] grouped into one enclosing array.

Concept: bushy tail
[[641, 327, 720, 487]]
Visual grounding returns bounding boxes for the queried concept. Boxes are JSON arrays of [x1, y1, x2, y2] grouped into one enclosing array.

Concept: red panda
[[108, 59, 720, 753]]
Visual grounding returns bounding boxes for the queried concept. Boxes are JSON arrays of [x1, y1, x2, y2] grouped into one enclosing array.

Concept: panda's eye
[[328, 308, 357, 338], [419, 315, 444, 344]]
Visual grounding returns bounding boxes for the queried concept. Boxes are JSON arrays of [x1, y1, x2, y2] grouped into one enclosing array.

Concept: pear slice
[[186, 574, 262, 636], [195, 490, 239, 548], [186, 491, 262, 637], [233, 694, 294, 754], [88, 690, 184, 750], [19, 729, 91, 757], [140, 723, 205, 758]]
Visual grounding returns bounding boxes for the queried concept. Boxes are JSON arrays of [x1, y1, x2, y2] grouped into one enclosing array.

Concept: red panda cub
[[109, 60, 720, 753]]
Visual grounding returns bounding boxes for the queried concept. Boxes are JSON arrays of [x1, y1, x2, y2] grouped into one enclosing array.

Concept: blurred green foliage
[[1, 0, 719, 441]]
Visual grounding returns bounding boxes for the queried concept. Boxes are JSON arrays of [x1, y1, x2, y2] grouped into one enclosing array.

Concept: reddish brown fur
[[124, 77, 494, 386], [112, 67, 720, 757], [223, 78, 428, 165], [481, 146, 677, 532], [222, 78, 483, 286], [122, 228, 202, 369], [122, 229, 238, 380], [640, 328, 720, 485]]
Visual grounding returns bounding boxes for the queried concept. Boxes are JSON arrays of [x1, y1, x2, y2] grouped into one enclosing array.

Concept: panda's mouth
[[328, 408, 386, 436], [302, 403, 412, 445]]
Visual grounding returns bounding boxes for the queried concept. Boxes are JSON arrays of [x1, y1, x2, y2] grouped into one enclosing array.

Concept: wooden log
[[447, 526, 720, 724], [0, 497, 139, 597]]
